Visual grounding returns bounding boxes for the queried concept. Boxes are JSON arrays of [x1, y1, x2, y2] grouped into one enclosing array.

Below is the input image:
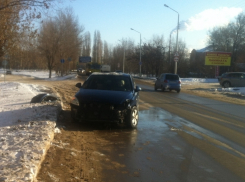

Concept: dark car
[[6, 70, 12, 75], [154, 73, 181, 93], [70, 72, 141, 128], [115, 70, 123, 73], [219, 72, 245, 88]]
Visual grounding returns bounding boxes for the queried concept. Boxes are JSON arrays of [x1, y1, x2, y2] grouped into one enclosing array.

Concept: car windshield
[[165, 74, 179, 80], [83, 75, 133, 91]]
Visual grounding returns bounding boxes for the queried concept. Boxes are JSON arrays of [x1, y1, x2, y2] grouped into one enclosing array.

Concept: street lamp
[[131, 28, 142, 76], [118, 39, 126, 73], [164, 4, 179, 74]]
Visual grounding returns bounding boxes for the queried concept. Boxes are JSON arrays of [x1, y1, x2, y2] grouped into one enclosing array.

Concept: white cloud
[[172, 7, 243, 33]]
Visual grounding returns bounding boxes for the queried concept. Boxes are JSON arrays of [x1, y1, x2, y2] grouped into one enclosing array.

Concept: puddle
[[139, 107, 245, 158]]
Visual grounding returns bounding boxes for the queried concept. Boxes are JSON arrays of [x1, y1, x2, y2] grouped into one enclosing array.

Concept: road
[[9, 75, 244, 182]]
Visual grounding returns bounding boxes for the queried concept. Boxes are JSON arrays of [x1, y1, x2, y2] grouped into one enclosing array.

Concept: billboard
[[79, 56, 92, 63], [205, 52, 231, 66]]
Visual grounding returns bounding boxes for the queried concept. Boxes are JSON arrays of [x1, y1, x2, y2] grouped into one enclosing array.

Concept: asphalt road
[[93, 82, 245, 182], [14, 75, 243, 182]]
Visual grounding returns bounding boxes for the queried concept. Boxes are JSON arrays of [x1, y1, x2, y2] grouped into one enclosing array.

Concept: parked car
[[77, 68, 86, 76], [101, 65, 111, 72], [115, 70, 123, 73], [219, 72, 245, 88], [154, 73, 181, 93], [70, 72, 141, 128], [6, 70, 12, 75]]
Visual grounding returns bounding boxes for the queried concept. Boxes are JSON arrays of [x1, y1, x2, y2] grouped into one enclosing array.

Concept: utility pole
[[131, 28, 142, 76], [164, 4, 179, 74]]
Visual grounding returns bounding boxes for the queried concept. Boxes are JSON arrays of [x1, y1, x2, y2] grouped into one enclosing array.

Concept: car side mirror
[[75, 83, 82, 88], [135, 86, 141, 92]]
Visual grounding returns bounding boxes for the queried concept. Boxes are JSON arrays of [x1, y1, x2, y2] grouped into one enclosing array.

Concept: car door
[[227, 73, 237, 87], [158, 74, 165, 87], [232, 73, 242, 87], [239, 73, 245, 87]]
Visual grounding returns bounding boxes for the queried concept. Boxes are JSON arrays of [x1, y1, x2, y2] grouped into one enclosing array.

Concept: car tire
[[177, 89, 180, 93], [223, 81, 231, 88], [126, 106, 139, 129], [70, 106, 79, 122]]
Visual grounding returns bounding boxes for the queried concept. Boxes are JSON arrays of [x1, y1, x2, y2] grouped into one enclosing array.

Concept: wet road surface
[[10, 75, 244, 182], [92, 107, 244, 182]]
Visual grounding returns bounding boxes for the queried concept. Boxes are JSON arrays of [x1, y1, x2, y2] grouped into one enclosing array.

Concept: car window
[[229, 73, 241, 78], [165, 74, 179, 80], [83, 75, 133, 91]]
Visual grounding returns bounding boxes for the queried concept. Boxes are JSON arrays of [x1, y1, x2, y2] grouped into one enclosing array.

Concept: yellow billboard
[[205, 52, 231, 66]]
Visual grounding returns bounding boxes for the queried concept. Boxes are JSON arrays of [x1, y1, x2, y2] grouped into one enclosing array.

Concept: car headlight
[[122, 99, 131, 109], [71, 97, 79, 106]]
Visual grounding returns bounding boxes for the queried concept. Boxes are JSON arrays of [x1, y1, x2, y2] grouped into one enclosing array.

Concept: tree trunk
[[49, 68, 52, 78]]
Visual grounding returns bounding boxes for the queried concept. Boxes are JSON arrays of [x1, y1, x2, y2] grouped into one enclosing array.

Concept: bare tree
[[92, 30, 103, 63], [0, 0, 64, 64], [38, 7, 84, 78], [0, 0, 52, 11], [103, 40, 109, 64], [208, 13, 245, 71], [82, 32, 91, 56]]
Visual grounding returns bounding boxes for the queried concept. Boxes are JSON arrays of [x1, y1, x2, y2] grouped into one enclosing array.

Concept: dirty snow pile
[[181, 78, 218, 83], [180, 78, 245, 96], [0, 82, 60, 182]]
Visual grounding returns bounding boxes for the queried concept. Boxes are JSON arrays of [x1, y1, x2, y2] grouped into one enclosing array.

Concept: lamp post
[[169, 32, 172, 64], [164, 4, 179, 74], [131, 28, 142, 76], [118, 39, 126, 73]]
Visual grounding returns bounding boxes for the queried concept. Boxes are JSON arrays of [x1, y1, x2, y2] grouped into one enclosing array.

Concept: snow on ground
[[0, 69, 77, 81], [181, 78, 218, 83], [0, 82, 61, 182]]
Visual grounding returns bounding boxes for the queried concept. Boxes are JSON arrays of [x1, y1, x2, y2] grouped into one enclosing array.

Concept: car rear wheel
[[223, 81, 231, 88], [126, 106, 138, 129], [177, 89, 180, 93]]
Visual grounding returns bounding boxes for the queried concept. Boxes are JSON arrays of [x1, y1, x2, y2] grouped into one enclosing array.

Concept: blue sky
[[61, 0, 245, 52]]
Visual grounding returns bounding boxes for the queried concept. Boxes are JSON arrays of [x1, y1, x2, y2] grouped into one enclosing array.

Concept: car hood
[[75, 89, 133, 105]]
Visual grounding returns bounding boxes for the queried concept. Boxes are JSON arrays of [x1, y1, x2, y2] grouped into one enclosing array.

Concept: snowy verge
[[0, 82, 61, 182], [0, 69, 78, 81]]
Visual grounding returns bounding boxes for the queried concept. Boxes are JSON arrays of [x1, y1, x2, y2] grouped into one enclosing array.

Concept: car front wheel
[[70, 105, 79, 122], [126, 106, 139, 129], [223, 81, 231, 88]]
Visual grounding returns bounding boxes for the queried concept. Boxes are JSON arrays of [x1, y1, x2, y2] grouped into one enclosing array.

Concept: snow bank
[[181, 78, 218, 84], [8, 69, 77, 80], [0, 82, 60, 182], [210, 87, 245, 96]]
